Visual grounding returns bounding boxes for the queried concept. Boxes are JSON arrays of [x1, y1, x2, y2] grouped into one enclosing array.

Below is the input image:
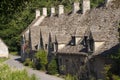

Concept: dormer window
[[84, 31, 95, 54], [45, 44, 48, 49], [88, 38, 94, 53], [71, 36, 76, 46]]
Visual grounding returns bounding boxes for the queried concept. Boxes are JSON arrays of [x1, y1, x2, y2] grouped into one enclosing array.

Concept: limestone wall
[[58, 44, 66, 50], [0, 39, 9, 58], [76, 37, 81, 44], [90, 57, 113, 79], [57, 54, 87, 78], [95, 42, 105, 51]]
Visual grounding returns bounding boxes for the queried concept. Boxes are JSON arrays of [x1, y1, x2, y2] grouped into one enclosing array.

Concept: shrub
[[23, 58, 33, 67], [112, 75, 120, 80], [47, 58, 58, 75], [35, 50, 47, 71], [65, 74, 78, 80]]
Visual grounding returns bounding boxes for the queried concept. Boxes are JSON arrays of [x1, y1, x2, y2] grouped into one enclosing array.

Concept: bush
[[23, 58, 33, 67], [65, 74, 78, 80], [0, 64, 37, 80], [103, 65, 120, 80], [47, 58, 58, 75], [35, 50, 47, 71], [112, 75, 120, 80]]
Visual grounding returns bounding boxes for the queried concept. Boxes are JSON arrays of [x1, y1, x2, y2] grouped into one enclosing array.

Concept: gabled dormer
[[87, 31, 95, 53], [84, 27, 95, 54], [28, 27, 32, 51], [38, 29, 44, 50], [54, 35, 58, 52]]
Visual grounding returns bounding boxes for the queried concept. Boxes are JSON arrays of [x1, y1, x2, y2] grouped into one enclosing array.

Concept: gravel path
[[4, 55, 64, 80]]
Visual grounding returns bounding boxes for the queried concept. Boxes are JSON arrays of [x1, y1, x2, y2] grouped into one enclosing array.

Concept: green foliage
[[10, 52, 18, 55], [112, 75, 120, 80], [103, 65, 120, 80], [35, 50, 47, 70], [47, 58, 58, 75], [65, 74, 78, 80], [23, 58, 34, 67], [103, 49, 120, 80], [60, 65, 66, 71], [0, 64, 37, 80], [108, 49, 120, 74], [91, 0, 105, 8], [103, 65, 112, 80], [0, 58, 8, 63]]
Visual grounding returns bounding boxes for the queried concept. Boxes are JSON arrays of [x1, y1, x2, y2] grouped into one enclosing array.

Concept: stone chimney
[[58, 5, 64, 15], [42, 7, 47, 16], [36, 9, 40, 18], [82, 0, 90, 14], [73, 2, 80, 13], [105, 0, 114, 7], [51, 7, 55, 17]]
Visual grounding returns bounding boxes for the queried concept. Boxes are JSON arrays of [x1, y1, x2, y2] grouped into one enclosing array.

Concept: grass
[[10, 52, 18, 55], [0, 58, 8, 63], [0, 64, 38, 80]]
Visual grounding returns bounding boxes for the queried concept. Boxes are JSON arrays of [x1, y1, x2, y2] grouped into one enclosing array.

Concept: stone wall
[[0, 39, 9, 58], [89, 56, 113, 79], [57, 54, 114, 79], [57, 54, 88, 79]]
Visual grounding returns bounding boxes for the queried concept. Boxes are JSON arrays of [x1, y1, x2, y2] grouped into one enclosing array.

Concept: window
[[45, 44, 47, 49]]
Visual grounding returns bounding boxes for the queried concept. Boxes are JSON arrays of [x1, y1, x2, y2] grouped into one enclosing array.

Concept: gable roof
[[22, 0, 120, 52], [57, 4, 120, 55], [0, 38, 8, 48]]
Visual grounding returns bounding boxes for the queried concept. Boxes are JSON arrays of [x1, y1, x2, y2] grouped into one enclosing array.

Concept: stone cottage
[[21, 0, 120, 79], [0, 38, 9, 58]]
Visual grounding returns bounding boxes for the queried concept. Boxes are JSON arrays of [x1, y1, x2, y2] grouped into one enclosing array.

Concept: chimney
[[59, 5, 64, 15], [42, 7, 47, 16], [36, 9, 40, 18], [82, 0, 90, 14], [73, 2, 80, 13], [51, 7, 55, 17], [105, 0, 113, 7]]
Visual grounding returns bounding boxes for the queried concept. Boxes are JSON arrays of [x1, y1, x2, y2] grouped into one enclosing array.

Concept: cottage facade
[[0, 38, 9, 58], [21, 0, 120, 79]]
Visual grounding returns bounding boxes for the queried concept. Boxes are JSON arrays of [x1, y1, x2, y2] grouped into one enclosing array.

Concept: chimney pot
[[73, 2, 80, 13], [82, 0, 90, 14], [59, 5, 64, 15], [42, 7, 47, 16], [36, 9, 40, 18], [105, 0, 114, 7], [51, 7, 55, 17]]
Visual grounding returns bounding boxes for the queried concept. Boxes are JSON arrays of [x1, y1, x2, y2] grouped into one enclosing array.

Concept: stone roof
[[21, 16, 41, 36], [22, 0, 120, 54], [56, 1, 120, 55]]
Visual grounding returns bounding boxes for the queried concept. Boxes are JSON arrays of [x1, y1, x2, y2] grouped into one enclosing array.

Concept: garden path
[[4, 55, 64, 80]]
